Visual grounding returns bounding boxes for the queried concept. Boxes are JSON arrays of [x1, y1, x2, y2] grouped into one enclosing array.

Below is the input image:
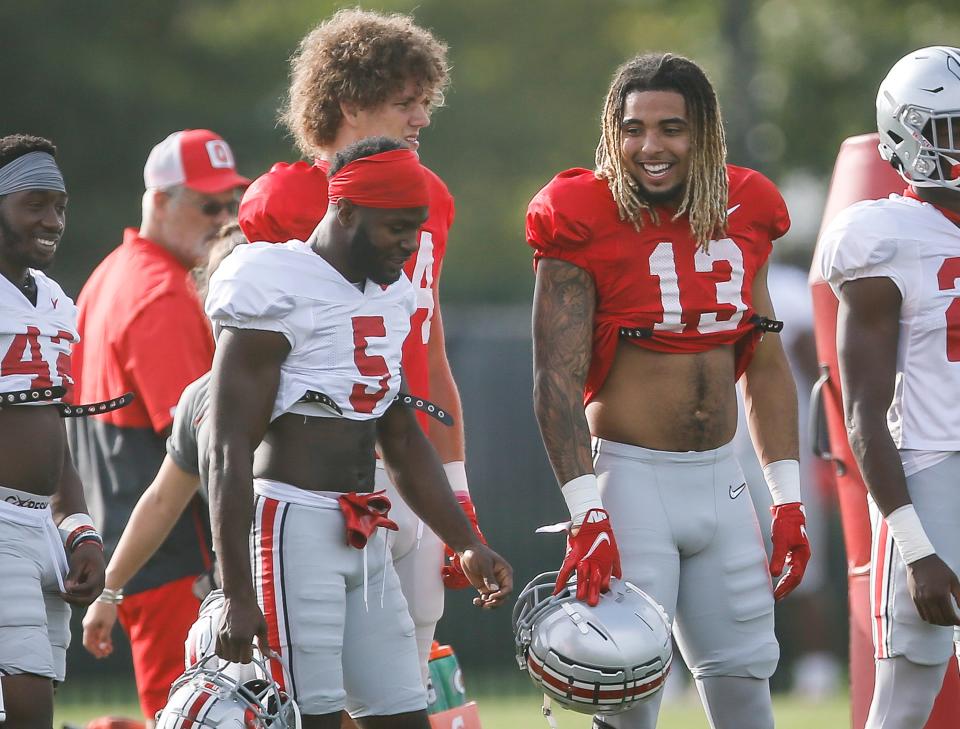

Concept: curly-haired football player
[[238, 9, 483, 704]]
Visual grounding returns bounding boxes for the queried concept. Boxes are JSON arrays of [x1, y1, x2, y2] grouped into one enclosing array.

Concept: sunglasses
[[164, 187, 240, 217], [197, 198, 240, 217]]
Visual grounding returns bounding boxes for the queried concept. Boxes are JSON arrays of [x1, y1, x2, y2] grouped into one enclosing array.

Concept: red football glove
[[769, 502, 811, 601], [338, 491, 398, 549], [442, 493, 487, 590], [554, 508, 621, 607]]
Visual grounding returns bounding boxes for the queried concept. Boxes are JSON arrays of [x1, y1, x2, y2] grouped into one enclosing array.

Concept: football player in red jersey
[[0, 134, 105, 727], [238, 9, 481, 704], [527, 54, 809, 729]]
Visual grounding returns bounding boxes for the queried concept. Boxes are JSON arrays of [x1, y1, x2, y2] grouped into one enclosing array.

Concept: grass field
[[54, 681, 849, 728]]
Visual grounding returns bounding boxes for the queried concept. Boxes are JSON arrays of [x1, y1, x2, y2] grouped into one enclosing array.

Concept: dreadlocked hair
[[595, 53, 728, 250]]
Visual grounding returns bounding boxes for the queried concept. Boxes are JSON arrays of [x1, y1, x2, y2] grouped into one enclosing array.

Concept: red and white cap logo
[[144, 129, 250, 194]]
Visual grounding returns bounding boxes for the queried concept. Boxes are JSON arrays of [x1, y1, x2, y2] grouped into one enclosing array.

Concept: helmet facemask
[[881, 103, 960, 189], [156, 653, 301, 729]]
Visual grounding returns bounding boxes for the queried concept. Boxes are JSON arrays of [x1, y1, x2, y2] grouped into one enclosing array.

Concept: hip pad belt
[[58, 392, 135, 417], [0, 386, 135, 417], [299, 389, 455, 425], [298, 390, 344, 415], [618, 314, 784, 340], [394, 392, 454, 426]]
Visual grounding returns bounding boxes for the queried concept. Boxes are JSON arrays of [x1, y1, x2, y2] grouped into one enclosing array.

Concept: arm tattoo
[[532, 259, 596, 484]]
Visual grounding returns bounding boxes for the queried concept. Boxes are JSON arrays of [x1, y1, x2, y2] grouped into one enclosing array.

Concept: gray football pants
[[591, 438, 778, 729]]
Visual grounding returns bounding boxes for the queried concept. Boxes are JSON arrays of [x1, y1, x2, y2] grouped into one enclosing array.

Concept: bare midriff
[[253, 412, 378, 493], [0, 406, 66, 495], [586, 340, 738, 452]]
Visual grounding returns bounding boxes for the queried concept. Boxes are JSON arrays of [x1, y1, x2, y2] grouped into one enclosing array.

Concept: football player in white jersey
[[207, 137, 512, 729], [818, 47, 960, 729], [0, 134, 105, 727]]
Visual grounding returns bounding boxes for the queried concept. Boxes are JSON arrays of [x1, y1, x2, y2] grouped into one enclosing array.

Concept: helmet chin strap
[[541, 694, 559, 729]]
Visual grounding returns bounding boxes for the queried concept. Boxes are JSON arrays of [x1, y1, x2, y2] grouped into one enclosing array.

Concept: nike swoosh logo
[[586, 510, 608, 524], [729, 482, 747, 499], [726, 203, 741, 217], [583, 532, 611, 559]]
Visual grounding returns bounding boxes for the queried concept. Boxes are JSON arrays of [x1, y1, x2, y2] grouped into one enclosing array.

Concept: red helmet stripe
[[527, 653, 666, 702], [179, 689, 216, 729]]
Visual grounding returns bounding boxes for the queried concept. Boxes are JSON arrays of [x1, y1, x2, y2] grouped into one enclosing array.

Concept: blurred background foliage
[[4, 0, 960, 300]]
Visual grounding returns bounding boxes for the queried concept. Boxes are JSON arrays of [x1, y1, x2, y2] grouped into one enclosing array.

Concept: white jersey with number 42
[[206, 241, 415, 422], [0, 271, 77, 397], [818, 194, 960, 450]]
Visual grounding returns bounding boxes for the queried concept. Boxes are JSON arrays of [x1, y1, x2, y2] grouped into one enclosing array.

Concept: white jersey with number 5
[[206, 241, 415, 421], [818, 194, 960, 450], [0, 271, 77, 398]]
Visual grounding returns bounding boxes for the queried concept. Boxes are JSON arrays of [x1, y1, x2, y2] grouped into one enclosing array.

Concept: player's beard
[[0, 208, 50, 272], [348, 221, 396, 286], [635, 180, 686, 207]]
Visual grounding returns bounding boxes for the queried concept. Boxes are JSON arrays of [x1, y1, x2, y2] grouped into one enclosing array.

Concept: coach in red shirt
[[68, 129, 248, 725]]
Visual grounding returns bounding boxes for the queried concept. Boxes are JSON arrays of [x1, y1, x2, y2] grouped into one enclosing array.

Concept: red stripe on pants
[[258, 497, 287, 691], [872, 518, 890, 659]]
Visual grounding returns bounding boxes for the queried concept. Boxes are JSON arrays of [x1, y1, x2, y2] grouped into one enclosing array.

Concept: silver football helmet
[[156, 653, 300, 729], [513, 572, 672, 717], [184, 589, 260, 683], [877, 46, 960, 189]]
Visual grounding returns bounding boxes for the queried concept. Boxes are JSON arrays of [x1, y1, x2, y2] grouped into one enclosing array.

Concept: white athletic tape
[[444, 461, 469, 496], [561, 474, 603, 527], [763, 459, 802, 505], [886, 504, 936, 565]]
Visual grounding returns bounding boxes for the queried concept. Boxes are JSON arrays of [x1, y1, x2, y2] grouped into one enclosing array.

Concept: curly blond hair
[[282, 8, 450, 158], [595, 53, 728, 250]]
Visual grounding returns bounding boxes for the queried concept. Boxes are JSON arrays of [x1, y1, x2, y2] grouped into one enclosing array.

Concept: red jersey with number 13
[[526, 165, 789, 404], [0, 271, 77, 399]]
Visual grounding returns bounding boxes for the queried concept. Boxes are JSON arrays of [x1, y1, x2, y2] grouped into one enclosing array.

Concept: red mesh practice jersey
[[526, 165, 790, 404], [239, 160, 455, 417]]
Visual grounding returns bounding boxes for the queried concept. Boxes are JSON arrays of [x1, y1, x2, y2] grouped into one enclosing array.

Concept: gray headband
[[0, 151, 66, 196]]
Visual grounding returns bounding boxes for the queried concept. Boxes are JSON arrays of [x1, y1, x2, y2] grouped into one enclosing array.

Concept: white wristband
[[561, 474, 603, 527], [886, 504, 936, 565], [443, 461, 469, 496], [762, 460, 802, 505], [58, 513, 96, 545]]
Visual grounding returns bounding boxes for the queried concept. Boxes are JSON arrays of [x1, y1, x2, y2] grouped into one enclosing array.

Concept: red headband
[[327, 149, 430, 209]]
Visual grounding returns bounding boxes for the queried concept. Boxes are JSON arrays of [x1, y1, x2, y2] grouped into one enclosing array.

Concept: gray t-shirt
[[166, 372, 211, 498]]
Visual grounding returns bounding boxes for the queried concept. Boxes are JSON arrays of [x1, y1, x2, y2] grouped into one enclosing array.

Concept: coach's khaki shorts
[[0, 492, 71, 682]]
